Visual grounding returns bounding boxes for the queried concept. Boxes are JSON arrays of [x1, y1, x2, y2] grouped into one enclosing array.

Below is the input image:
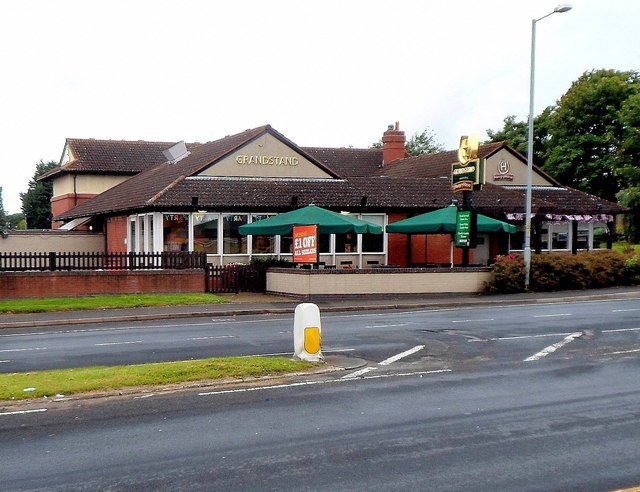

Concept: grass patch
[[0, 293, 229, 314], [613, 241, 640, 254], [0, 357, 317, 400]]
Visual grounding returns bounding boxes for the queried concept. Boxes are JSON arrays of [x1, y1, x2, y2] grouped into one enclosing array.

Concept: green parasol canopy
[[239, 205, 383, 235], [386, 205, 516, 234]]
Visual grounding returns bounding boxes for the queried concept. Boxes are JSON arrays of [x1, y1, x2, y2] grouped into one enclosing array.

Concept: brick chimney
[[382, 122, 406, 166]]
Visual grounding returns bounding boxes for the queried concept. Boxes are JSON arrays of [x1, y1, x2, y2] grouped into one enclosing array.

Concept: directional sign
[[455, 210, 477, 248]]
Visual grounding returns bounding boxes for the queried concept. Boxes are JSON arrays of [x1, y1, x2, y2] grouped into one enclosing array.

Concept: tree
[[20, 160, 59, 229], [543, 69, 640, 202], [485, 108, 553, 165], [405, 127, 444, 156], [0, 186, 7, 229], [370, 126, 444, 156]]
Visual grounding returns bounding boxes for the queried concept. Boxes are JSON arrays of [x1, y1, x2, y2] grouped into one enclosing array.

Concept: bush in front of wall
[[482, 249, 640, 295], [481, 254, 525, 295]]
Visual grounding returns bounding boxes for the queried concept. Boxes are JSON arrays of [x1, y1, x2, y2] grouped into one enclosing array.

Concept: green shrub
[[482, 249, 640, 295], [578, 250, 627, 288], [481, 254, 525, 295], [249, 256, 294, 268]]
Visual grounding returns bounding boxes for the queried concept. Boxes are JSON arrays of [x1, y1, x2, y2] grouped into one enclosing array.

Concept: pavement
[[2, 285, 640, 331]]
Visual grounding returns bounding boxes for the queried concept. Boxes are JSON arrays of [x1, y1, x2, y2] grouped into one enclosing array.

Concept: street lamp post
[[524, 3, 572, 290]]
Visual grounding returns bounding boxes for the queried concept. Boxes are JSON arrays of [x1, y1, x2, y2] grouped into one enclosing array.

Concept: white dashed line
[[603, 327, 640, 333], [533, 313, 572, 318], [452, 319, 495, 323], [94, 340, 142, 346], [0, 347, 47, 353], [342, 367, 376, 379], [524, 332, 583, 362], [605, 348, 640, 355], [189, 335, 235, 340], [0, 408, 47, 417], [612, 308, 640, 313], [379, 345, 425, 366]]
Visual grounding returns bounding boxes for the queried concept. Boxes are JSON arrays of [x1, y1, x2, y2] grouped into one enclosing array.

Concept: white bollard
[[293, 303, 323, 362]]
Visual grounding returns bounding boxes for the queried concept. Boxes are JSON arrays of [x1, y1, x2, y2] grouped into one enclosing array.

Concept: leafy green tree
[[543, 69, 640, 202], [485, 108, 553, 164], [20, 160, 59, 229], [8, 213, 26, 229], [370, 126, 444, 156], [405, 127, 444, 156], [617, 186, 640, 243], [0, 186, 7, 228]]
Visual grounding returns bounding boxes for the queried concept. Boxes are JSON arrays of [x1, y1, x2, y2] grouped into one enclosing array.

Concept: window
[[193, 213, 219, 254], [576, 223, 590, 250], [335, 232, 357, 253], [250, 215, 275, 254], [593, 223, 608, 249], [163, 214, 189, 252], [511, 225, 525, 250], [361, 214, 384, 252], [223, 214, 248, 254], [551, 223, 569, 250]]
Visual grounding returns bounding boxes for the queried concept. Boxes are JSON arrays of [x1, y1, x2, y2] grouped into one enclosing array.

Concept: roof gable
[[196, 129, 339, 179]]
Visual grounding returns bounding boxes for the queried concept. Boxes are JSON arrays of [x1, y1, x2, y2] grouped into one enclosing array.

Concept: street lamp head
[[554, 3, 573, 13]]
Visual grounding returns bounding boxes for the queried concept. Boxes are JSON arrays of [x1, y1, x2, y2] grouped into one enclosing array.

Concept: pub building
[[43, 123, 625, 268]]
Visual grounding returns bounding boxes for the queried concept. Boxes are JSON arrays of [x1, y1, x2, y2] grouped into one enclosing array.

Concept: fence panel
[[0, 251, 207, 272], [205, 265, 267, 294]]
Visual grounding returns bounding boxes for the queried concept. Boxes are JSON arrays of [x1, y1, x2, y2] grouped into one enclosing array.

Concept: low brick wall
[[267, 267, 493, 300], [0, 270, 205, 299]]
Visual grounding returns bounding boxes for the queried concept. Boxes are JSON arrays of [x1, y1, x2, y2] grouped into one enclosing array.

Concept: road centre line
[[605, 348, 640, 355], [451, 318, 495, 323], [189, 335, 235, 340], [603, 327, 640, 333], [0, 360, 10, 363], [364, 323, 410, 329], [533, 313, 572, 318], [0, 408, 47, 417], [524, 332, 583, 362], [199, 369, 451, 396], [612, 308, 640, 312], [0, 347, 47, 353], [379, 345, 425, 366], [485, 331, 580, 341], [94, 340, 142, 346]]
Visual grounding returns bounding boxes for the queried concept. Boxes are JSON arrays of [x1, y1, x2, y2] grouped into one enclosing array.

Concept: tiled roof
[[39, 139, 203, 181], [52, 127, 626, 221], [303, 147, 383, 177]]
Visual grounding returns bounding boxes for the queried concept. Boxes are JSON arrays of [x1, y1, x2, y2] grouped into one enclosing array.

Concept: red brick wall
[[106, 216, 128, 253], [51, 193, 97, 229], [0, 270, 204, 299]]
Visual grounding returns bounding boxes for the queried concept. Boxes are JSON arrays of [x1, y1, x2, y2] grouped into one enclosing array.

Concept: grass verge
[[0, 357, 317, 401], [0, 293, 228, 314]]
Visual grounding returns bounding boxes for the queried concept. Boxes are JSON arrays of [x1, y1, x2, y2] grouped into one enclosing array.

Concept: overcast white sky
[[1, 0, 639, 214]]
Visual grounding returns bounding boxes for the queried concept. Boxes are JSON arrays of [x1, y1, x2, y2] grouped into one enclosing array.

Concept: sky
[[1, 0, 639, 215]]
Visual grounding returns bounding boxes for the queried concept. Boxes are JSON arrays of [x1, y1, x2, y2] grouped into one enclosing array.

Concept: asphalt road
[[1, 296, 640, 490], [1, 296, 640, 373]]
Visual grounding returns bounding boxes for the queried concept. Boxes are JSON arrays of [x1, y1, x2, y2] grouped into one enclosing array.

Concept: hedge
[[482, 250, 640, 295]]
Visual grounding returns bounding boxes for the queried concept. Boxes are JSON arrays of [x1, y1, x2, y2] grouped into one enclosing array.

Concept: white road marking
[[524, 332, 583, 362], [605, 348, 640, 355], [612, 308, 640, 312], [0, 347, 47, 353], [133, 394, 155, 399], [189, 335, 235, 340], [0, 360, 10, 363], [0, 408, 47, 417], [451, 318, 495, 323], [199, 369, 452, 396], [342, 367, 376, 379], [364, 323, 410, 329], [487, 332, 579, 341], [603, 327, 640, 333], [533, 313, 572, 318], [379, 345, 425, 366], [94, 340, 142, 346]]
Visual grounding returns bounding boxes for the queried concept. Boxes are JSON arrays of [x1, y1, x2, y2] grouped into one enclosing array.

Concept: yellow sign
[[457, 134, 479, 164], [304, 327, 321, 354]]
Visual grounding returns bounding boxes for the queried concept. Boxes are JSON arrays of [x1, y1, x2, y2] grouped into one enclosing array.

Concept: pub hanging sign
[[452, 134, 485, 192]]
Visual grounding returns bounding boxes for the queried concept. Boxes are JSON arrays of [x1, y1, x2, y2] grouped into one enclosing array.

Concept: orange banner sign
[[293, 225, 318, 263]]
